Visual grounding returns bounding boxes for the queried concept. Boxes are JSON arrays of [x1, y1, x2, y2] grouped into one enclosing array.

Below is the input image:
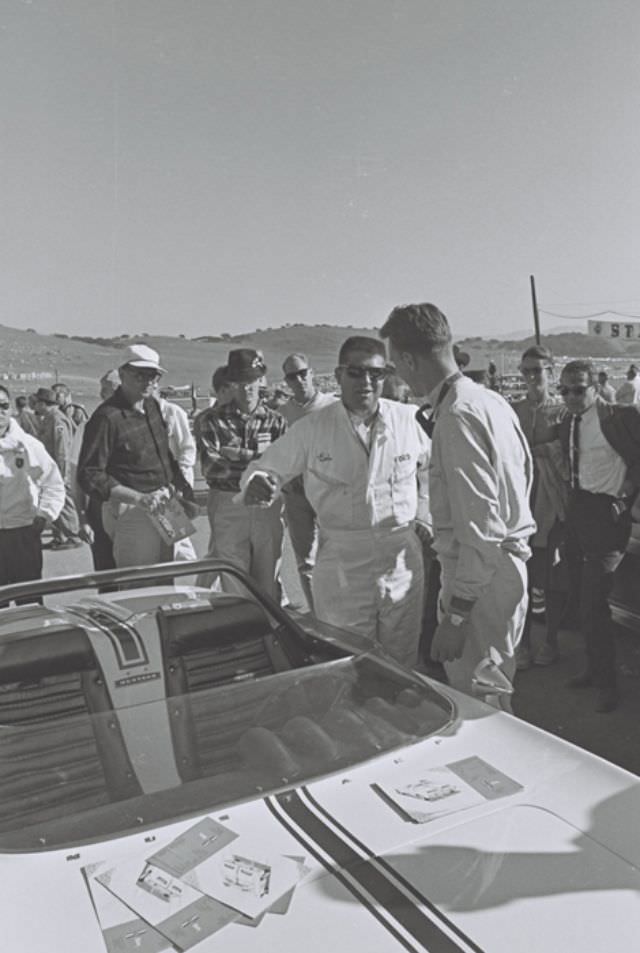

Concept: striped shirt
[[195, 400, 287, 491]]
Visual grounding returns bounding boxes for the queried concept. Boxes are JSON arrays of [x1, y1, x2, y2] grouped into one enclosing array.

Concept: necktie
[[570, 414, 581, 490]]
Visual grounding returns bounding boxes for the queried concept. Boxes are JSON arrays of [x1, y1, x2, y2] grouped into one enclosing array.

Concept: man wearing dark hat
[[77, 344, 194, 568], [35, 386, 82, 549], [194, 349, 287, 599]]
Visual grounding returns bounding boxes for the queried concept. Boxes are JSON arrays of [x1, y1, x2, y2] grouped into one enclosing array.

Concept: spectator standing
[[77, 345, 194, 568], [35, 387, 82, 549], [381, 303, 534, 708], [194, 349, 287, 599], [615, 364, 640, 404], [241, 337, 431, 668], [280, 353, 337, 611], [0, 385, 65, 600], [512, 346, 568, 669], [558, 360, 640, 712], [52, 382, 89, 430], [597, 371, 616, 403], [14, 395, 40, 437]]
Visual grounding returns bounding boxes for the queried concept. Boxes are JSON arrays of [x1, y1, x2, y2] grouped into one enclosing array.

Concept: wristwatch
[[448, 613, 467, 627]]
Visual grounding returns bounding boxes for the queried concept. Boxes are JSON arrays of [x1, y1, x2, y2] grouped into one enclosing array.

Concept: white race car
[[1, 559, 639, 952]]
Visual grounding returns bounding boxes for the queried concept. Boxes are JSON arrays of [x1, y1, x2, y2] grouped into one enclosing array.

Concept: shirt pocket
[[305, 463, 354, 526]]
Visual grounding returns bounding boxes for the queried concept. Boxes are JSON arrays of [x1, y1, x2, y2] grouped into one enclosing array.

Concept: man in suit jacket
[[557, 360, 640, 712]]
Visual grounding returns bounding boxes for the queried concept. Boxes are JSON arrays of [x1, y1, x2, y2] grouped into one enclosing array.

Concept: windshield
[[0, 653, 453, 851]]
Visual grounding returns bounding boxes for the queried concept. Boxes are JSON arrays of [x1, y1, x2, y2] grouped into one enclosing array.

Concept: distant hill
[[2, 322, 639, 402]]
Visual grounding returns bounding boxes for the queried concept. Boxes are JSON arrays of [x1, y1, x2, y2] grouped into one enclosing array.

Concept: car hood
[[3, 692, 640, 953]]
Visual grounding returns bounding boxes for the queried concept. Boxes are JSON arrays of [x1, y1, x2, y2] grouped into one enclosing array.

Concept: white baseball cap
[[119, 344, 165, 372]]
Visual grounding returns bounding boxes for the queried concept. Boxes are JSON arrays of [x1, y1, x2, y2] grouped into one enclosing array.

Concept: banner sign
[[588, 319, 640, 339]]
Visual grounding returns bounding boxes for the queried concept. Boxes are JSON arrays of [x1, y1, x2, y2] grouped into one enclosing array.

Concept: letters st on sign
[[588, 319, 640, 339]]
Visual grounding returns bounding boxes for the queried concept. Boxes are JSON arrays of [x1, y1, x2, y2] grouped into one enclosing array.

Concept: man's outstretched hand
[[244, 473, 278, 506]]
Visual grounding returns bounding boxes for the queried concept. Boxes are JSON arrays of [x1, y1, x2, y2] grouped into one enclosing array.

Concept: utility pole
[[530, 275, 541, 345]]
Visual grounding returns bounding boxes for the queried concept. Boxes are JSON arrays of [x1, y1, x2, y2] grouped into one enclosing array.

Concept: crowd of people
[[1, 304, 639, 717]]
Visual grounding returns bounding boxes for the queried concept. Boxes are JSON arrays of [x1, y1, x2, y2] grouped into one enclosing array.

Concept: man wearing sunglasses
[[239, 337, 431, 667], [380, 303, 534, 709], [557, 360, 640, 712], [78, 345, 194, 569], [0, 384, 65, 598], [279, 354, 336, 611]]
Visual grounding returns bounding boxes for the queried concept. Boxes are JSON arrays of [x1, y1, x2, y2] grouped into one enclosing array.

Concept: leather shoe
[[595, 689, 618, 713], [566, 672, 593, 689]]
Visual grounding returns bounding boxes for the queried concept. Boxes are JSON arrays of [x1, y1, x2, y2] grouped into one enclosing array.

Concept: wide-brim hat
[[227, 348, 267, 382], [34, 387, 57, 405], [119, 344, 165, 373]]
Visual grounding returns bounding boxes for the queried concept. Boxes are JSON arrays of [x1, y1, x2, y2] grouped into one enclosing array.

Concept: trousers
[[0, 525, 43, 605], [439, 548, 528, 710], [203, 489, 283, 601], [283, 487, 317, 611], [102, 500, 174, 568], [312, 525, 424, 668], [565, 489, 631, 691]]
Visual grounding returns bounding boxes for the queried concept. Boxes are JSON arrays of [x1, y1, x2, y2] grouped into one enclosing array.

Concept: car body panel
[[1, 560, 639, 952]]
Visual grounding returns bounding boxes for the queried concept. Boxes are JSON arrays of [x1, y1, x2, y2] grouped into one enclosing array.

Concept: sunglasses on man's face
[[0, 401, 11, 411], [340, 364, 389, 383], [558, 384, 590, 397], [285, 368, 310, 382]]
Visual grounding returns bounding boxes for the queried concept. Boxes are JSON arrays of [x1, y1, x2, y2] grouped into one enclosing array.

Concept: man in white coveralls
[[239, 336, 431, 667], [380, 303, 535, 706]]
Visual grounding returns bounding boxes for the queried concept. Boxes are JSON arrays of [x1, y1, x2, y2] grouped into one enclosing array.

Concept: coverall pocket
[[306, 466, 353, 526]]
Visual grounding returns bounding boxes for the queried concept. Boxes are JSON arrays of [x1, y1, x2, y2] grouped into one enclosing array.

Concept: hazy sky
[[2, 0, 639, 338]]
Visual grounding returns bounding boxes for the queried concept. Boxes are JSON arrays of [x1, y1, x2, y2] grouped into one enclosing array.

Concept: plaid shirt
[[194, 400, 287, 491], [77, 389, 189, 501]]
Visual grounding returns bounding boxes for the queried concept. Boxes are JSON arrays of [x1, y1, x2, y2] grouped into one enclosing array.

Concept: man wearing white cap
[[77, 345, 194, 568]]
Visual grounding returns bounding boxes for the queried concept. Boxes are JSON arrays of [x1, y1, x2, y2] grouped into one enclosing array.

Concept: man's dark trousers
[[565, 489, 631, 692]]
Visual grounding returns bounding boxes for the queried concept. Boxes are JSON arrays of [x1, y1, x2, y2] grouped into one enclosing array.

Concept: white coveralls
[[429, 376, 535, 706], [240, 399, 431, 667]]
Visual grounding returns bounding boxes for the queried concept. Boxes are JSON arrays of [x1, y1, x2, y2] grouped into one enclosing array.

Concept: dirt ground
[[41, 518, 640, 779]]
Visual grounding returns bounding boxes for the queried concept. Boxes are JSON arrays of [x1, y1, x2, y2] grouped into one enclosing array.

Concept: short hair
[[0, 385, 10, 401], [561, 359, 596, 385], [379, 303, 452, 355], [282, 353, 308, 372], [52, 383, 70, 397], [211, 365, 230, 393], [629, 364, 639, 377], [521, 344, 554, 365], [338, 335, 386, 365], [15, 395, 27, 409], [598, 370, 608, 381]]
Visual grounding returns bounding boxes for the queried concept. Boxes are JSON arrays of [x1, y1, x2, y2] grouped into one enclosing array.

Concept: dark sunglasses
[[0, 401, 11, 410], [558, 384, 589, 397], [285, 368, 310, 382], [340, 364, 389, 383]]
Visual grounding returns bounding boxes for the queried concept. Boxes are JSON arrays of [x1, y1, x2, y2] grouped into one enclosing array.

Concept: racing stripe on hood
[[300, 787, 484, 953], [267, 790, 478, 953]]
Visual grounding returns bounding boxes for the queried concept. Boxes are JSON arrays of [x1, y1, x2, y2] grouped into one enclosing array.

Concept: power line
[[540, 309, 640, 320]]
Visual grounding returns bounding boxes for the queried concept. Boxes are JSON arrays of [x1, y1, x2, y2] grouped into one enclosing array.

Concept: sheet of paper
[[148, 817, 238, 878], [181, 836, 305, 920], [376, 764, 485, 823], [97, 856, 238, 950], [83, 860, 174, 953]]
